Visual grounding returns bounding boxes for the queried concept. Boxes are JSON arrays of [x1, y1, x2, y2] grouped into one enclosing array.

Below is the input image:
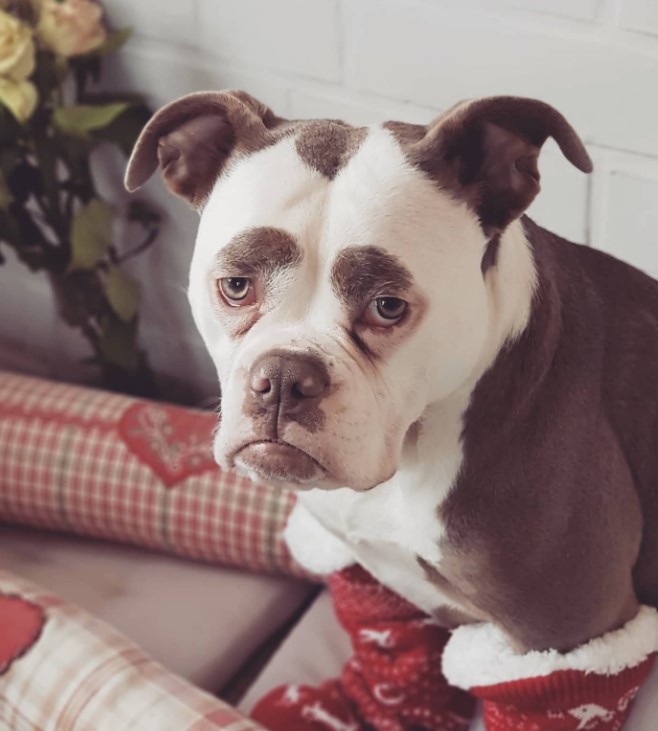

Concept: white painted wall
[[1, 0, 657, 402]]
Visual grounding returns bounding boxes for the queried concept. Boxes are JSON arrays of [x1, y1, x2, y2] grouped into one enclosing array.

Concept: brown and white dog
[[126, 91, 658, 727]]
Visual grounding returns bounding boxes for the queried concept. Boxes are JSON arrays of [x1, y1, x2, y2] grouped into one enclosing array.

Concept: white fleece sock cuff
[[443, 606, 658, 690], [284, 502, 356, 576]]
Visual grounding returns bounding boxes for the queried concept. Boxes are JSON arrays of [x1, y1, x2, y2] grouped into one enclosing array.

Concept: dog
[[126, 91, 658, 729]]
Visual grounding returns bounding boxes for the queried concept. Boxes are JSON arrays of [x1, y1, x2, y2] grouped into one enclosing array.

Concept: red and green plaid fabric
[[0, 371, 307, 579]]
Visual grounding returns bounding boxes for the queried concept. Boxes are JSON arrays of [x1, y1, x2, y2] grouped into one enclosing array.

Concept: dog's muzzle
[[248, 351, 329, 415], [235, 351, 330, 482]]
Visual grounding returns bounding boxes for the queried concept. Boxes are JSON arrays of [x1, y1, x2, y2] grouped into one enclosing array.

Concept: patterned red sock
[[474, 659, 655, 731], [251, 564, 475, 731], [442, 606, 658, 731], [252, 680, 362, 731]]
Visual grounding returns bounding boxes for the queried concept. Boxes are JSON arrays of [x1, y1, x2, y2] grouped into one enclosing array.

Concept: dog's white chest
[[289, 476, 458, 615], [284, 395, 473, 615]]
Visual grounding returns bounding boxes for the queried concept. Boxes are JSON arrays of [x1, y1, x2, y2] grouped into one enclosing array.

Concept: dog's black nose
[[248, 352, 329, 415]]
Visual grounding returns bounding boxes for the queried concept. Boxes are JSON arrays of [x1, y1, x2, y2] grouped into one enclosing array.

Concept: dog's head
[[126, 91, 591, 490]]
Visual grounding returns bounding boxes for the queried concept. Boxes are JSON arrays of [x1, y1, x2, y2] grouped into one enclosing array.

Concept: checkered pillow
[[0, 371, 307, 579], [0, 569, 265, 731]]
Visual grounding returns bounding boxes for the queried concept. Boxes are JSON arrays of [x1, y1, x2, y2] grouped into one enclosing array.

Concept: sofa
[[1, 370, 657, 730]]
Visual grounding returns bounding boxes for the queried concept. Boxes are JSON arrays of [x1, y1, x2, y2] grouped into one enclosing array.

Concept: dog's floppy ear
[[125, 90, 283, 209], [416, 96, 592, 236]]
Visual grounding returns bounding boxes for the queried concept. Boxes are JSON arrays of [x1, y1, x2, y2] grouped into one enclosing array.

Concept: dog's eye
[[218, 277, 256, 306], [362, 297, 408, 327]]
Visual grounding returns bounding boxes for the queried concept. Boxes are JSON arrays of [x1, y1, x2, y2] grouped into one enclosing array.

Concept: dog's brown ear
[[416, 96, 592, 236], [125, 90, 283, 209]]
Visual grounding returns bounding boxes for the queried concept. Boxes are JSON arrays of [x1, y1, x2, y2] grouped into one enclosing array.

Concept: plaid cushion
[[0, 371, 308, 579], [0, 569, 265, 731]]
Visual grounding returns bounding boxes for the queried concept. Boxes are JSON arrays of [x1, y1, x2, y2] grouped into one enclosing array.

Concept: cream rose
[[38, 0, 107, 57], [0, 10, 36, 81], [0, 77, 37, 121]]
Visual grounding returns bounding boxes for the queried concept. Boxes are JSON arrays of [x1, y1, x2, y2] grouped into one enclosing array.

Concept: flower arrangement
[[0, 0, 160, 396]]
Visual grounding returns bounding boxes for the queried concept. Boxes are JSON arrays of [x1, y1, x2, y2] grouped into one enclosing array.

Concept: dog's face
[[189, 128, 490, 490], [126, 92, 591, 490]]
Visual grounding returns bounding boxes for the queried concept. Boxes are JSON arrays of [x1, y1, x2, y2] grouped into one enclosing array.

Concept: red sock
[[475, 659, 654, 731], [252, 565, 475, 731], [252, 680, 362, 731], [442, 607, 658, 731]]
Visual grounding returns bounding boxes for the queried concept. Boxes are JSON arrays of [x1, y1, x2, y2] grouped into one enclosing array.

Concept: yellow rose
[[38, 0, 107, 57], [0, 9, 36, 81], [0, 77, 37, 122]]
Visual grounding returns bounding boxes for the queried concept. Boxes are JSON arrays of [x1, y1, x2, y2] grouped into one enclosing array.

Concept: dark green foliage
[[0, 21, 160, 397]]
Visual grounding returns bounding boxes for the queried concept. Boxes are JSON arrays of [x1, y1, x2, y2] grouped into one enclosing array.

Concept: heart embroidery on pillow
[[0, 594, 45, 675], [118, 402, 219, 486]]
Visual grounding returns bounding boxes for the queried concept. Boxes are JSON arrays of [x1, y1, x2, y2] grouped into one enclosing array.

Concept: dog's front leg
[[442, 607, 658, 730]]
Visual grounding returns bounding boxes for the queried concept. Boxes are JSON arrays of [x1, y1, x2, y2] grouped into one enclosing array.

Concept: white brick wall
[[99, 0, 658, 257], [197, 0, 342, 82], [619, 0, 658, 37], [2, 0, 658, 401]]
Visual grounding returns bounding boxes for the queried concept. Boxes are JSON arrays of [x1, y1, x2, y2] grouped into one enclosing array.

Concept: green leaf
[[69, 198, 113, 271], [92, 103, 152, 156], [105, 265, 138, 322], [89, 27, 132, 56], [98, 315, 139, 370], [53, 103, 130, 137]]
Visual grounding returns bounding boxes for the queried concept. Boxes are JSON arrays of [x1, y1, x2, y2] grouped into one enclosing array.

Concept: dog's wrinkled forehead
[[194, 121, 446, 292]]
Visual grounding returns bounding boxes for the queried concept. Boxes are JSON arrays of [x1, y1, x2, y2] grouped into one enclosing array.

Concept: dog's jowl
[[127, 91, 658, 731]]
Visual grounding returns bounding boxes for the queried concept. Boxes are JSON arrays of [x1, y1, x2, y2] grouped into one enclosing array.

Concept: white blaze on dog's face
[[125, 91, 592, 491]]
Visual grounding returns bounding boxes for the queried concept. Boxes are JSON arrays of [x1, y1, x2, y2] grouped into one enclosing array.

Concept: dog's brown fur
[[434, 217, 657, 652]]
